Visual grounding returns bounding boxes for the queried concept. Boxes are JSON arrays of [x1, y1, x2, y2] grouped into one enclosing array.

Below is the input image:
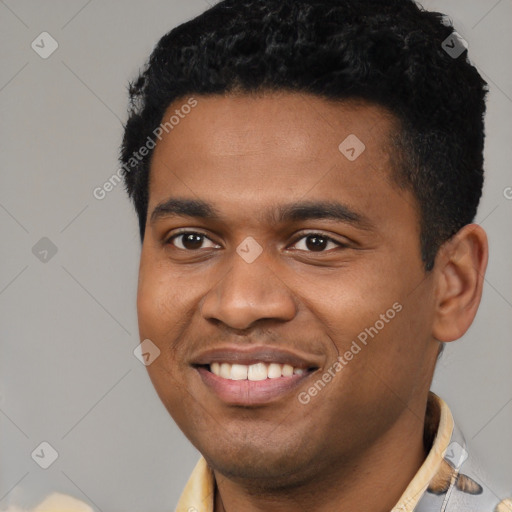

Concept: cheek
[[137, 258, 186, 336], [136, 259, 202, 385], [312, 261, 429, 378], [311, 265, 402, 332], [136, 270, 190, 406], [137, 272, 165, 339], [342, 292, 435, 406]]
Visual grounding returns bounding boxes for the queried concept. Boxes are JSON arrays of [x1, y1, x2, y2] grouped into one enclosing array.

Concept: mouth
[[191, 346, 322, 406]]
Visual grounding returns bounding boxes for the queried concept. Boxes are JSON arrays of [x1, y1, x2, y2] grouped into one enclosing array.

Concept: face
[[137, 92, 440, 486]]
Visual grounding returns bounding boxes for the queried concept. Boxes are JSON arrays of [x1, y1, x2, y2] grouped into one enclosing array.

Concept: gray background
[[0, 1, 511, 510]]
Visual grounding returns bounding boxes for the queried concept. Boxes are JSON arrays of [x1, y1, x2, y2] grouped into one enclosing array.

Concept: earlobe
[[432, 224, 488, 343]]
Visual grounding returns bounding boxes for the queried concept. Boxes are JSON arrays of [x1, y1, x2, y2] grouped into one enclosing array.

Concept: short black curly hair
[[120, 0, 487, 271]]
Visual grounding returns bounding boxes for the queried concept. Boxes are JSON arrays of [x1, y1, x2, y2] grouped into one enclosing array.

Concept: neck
[[214, 397, 430, 512]]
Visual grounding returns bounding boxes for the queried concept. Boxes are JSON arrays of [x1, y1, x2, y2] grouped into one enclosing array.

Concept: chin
[[199, 434, 316, 485]]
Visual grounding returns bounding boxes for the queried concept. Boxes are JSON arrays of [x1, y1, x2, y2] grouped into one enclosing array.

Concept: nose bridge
[[200, 247, 297, 330]]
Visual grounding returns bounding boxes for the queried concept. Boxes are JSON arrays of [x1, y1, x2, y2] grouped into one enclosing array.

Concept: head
[[120, 0, 488, 489]]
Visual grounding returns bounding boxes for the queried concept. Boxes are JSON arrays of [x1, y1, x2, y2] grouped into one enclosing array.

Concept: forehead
[[153, 92, 394, 161], [147, 92, 416, 229]]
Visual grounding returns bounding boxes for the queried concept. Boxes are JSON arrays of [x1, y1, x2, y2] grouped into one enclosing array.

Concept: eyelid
[[166, 228, 209, 238]]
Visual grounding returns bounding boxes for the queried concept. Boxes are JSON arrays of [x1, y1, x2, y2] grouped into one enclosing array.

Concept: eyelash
[[165, 230, 348, 252]]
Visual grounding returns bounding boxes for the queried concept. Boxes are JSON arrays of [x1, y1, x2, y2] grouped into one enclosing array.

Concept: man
[[28, 0, 509, 511], [117, 0, 511, 510]]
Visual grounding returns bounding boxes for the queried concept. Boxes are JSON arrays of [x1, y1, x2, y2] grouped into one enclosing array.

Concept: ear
[[432, 224, 488, 342]]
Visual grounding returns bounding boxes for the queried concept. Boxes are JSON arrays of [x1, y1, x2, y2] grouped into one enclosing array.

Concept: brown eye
[[290, 233, 345, 252], [168, 232, 219, 251], [305, 234, 329, 251]]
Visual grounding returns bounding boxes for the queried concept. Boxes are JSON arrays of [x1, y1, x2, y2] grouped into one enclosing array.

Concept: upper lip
[[191, 345, 324, 369]]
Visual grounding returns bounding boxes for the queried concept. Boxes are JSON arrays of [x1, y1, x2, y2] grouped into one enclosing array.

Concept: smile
[[191, 346, 323, 406]]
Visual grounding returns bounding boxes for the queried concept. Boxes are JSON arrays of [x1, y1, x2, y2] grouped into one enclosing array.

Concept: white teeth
[[248, 362, 268, 381], [231, 364, 248, 380], [267, 363, 282, 379], [220, 363, 231, 379], [208, 362, 308, 380], [282, 364, 294, 377]]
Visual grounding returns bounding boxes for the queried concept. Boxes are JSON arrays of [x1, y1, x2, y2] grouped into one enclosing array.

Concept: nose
[[200, 248, 297, 331]]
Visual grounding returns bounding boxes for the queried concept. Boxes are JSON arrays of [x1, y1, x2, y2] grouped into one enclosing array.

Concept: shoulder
[[2, 493, 94, 512]]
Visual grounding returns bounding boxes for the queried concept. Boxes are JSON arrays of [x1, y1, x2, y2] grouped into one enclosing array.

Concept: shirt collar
[[392, 391, 454, 511]]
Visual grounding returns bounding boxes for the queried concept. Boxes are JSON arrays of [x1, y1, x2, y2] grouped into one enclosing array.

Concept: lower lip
[[195, 366, 313, 406]]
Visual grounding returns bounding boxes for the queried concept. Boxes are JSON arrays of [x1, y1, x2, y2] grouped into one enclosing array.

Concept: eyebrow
[[150, 197, 374, 230]]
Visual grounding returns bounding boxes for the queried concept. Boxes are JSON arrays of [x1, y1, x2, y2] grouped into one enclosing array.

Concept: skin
[[137, 92, 488, 512]]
